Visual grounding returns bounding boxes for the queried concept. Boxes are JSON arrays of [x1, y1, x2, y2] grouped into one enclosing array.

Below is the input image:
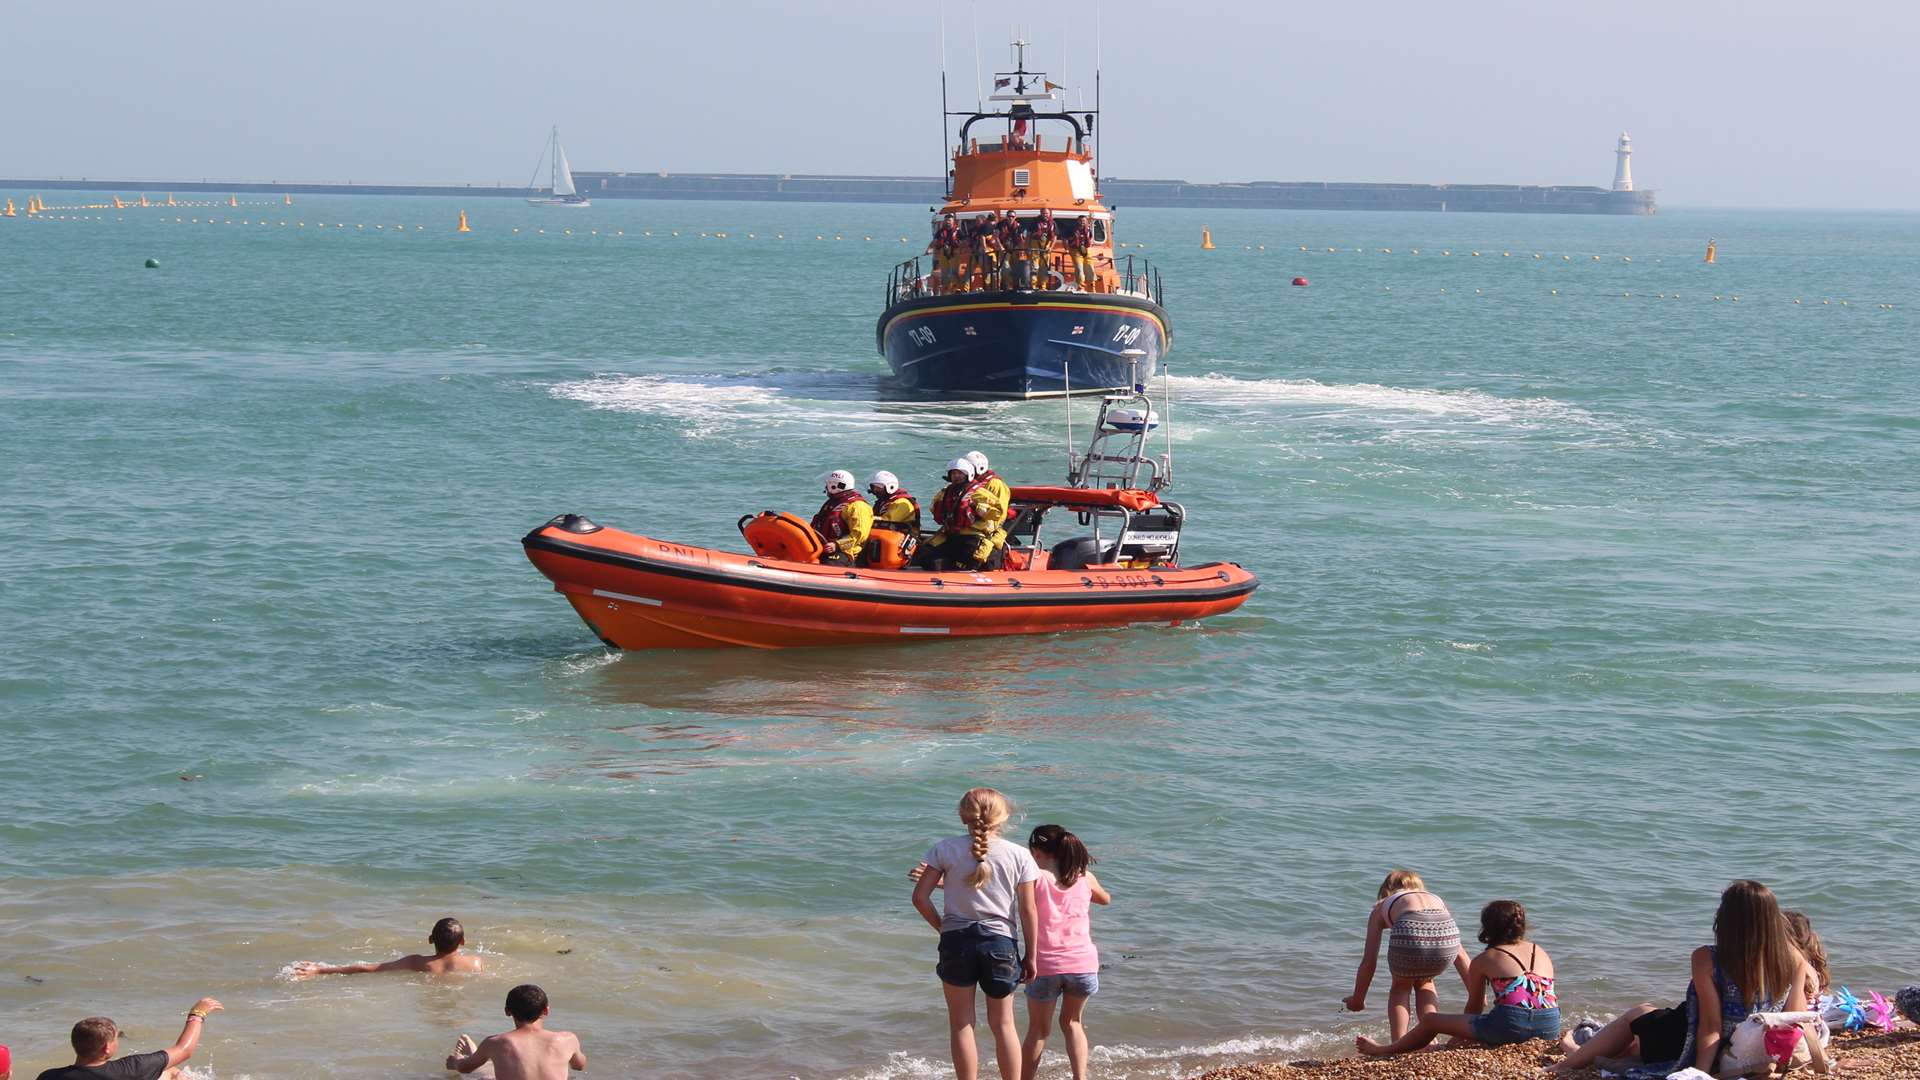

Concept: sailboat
[[526, 126, 590, 207]]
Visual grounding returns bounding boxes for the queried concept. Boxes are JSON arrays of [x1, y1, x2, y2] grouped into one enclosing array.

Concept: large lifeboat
[[877, 37, 1169, 399], [525, 389, 1256, 650]]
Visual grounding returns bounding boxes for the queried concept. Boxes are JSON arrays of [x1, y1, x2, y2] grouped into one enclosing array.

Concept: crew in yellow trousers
[[811, 470, 873, 567], [861, 470, 922, 569], [964, 450, 1012, 556], [914, 458, 1001, 571]]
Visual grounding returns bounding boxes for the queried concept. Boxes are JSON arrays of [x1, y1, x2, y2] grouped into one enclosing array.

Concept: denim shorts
[[1469, 1004, 1562, 1046], [936, 925, 1020, 999], [1026, 972, 1099, 1001]]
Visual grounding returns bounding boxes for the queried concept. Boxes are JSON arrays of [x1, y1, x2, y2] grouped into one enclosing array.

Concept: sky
[[5, 0, 1916, 208]]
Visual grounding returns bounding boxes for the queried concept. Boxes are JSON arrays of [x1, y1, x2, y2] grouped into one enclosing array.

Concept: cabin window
[[1092, 218, 1108, 243], [1013, 168, 1032, 189]]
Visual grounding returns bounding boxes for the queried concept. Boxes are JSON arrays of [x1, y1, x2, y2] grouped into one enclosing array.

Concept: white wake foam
[[835, 1031, 1333, 1080], [1164, 372, 1602, 430]]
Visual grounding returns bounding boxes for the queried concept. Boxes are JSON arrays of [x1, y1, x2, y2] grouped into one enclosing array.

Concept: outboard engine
[[1048, 536, 1115, 571]]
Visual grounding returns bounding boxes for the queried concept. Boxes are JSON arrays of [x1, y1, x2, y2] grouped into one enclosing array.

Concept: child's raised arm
[[1342, 902, 1386, 1013]]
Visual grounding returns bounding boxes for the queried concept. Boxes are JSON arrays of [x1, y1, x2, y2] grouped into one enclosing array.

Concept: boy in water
[[445, 985, 586, 1079], [291, 917, 482, 977]]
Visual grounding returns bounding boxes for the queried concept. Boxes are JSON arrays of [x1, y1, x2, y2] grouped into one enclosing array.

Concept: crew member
[[867, 470, 922, 534], [1071, 215, 1095, 290], [930, 213, 961, 294], [811, 469, 873, 566], [1031, 209, 1057, 287], [915, 458, 999, 571], [974, 213, 1001, 292], [964, 450, 1012, 556], [1006, 212, 1036, 290], [860, 470, 922, 569]]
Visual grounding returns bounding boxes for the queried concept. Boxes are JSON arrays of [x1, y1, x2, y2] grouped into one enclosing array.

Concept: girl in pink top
[[1020, 825, 1112, 1080]]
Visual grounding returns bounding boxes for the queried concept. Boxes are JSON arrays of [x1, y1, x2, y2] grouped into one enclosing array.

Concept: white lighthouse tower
[[1612, 132, 1635, 192]]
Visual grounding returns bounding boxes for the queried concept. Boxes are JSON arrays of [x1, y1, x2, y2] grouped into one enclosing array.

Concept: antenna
[[971, 0, 983, 109], [1064, 364, 1074, 481], [1163, 361, 1173, 482], [1094, 0, 1102, 180], [939, 10, 951, 193]]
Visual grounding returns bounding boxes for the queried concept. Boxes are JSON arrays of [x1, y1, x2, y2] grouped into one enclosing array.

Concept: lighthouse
[[1612, 132, 1635, 192]]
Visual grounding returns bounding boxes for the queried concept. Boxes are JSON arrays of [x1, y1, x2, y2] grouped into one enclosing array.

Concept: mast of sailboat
[[550, 126, 560, 194]]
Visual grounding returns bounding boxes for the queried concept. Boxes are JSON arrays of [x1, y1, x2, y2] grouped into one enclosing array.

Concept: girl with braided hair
[[911, 787, 1041, 1080]]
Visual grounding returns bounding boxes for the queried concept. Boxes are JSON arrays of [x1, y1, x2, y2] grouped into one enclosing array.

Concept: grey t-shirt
[[924, 834, 1042, 938], [37, 1052, 170, 1080]]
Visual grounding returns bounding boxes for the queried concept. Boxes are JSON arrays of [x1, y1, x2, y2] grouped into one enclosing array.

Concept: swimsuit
[[1469, 944, 1563, 1045], [1383, 893, 1461, 981]]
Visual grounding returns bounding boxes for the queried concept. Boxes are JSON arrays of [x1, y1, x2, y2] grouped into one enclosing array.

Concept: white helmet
[[964, 450, 991, 474], [945, 457, 978, 481], [867, 470, 900, 496], [821, 469, 856, 494]]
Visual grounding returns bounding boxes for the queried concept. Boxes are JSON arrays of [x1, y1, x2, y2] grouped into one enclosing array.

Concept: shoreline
[[1194, 1029, 1920, 1080]]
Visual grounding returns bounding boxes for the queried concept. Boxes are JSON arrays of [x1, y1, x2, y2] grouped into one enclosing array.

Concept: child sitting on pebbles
[[1356, 899, 1561, 1056]]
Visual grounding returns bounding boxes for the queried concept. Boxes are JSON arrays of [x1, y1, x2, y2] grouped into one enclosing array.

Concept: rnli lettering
[[908, 326, 938, 347], [655, 542, 701, 560], [1111, 324, 1143, 346]]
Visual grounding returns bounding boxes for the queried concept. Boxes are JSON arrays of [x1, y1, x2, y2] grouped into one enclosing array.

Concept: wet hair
[[1028, 824, 1095, 888], [1715, 880, 1801, 1010], [429, 917, 465, 954], [71, 1017, 117, 1059], [959, 788, 1012, 889], [505, 984, 549, 1024], [1478, 900, 1528, 946], [1377, 869, 1425, 899], [1783, 910, 1830, 996]]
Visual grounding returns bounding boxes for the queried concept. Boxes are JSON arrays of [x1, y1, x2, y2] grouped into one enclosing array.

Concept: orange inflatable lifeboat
[[524, 501, 1256, 650], [523, 387, 1256, 650]]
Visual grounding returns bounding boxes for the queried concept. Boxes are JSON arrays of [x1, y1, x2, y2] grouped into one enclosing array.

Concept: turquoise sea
[[2, 193, 1916, 1079]]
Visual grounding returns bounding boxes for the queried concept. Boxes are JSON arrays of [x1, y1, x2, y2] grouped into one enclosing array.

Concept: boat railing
[[1115, 254, 1164, 305], [887, 256, 937, 303], [888, 251, 1166, 306]]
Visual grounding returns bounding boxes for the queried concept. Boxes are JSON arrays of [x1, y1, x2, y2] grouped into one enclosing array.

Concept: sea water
[[1, 195, 1916, 1079]]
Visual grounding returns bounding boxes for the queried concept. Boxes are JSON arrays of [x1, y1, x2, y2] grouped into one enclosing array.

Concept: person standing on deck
[[1070, 216, 1095, 290], [1030, 210, 1057, 287]]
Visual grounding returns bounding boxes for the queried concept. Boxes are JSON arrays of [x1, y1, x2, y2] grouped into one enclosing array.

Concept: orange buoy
[[1291, 276, 1309, 287], [1201, 226, 1215, 250], [228, 195, 238, 208], [457, 209, 471, 233], [1704, 238, 1717, 264]]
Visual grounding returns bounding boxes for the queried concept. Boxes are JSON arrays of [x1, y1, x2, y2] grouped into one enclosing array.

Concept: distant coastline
[[0, 171, 1656, 215]]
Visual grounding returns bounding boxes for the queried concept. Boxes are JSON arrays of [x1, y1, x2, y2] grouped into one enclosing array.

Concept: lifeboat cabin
[[877, 39, 1169, 399]]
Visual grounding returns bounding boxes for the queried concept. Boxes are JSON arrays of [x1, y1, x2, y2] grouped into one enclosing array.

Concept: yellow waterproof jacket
[[981, 474, 1012, 546], [874, 493, 922, 533], [816, 497, 873, 558]]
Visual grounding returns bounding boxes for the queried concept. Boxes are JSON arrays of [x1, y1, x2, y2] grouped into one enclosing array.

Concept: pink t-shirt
[[1033, 872, 1099, 977]]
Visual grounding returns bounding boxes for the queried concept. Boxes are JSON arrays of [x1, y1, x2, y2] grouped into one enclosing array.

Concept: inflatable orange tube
[[523, 515, 1257, 650]]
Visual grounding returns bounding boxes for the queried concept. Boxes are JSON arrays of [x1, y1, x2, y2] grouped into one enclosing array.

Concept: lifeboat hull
[[523, 519, 1255, 650], [878, 290, 1170, 398]]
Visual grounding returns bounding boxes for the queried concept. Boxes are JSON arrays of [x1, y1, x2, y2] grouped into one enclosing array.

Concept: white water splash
[[832, 1031, 1334, 1080], [1166, 372, 1602, 429]]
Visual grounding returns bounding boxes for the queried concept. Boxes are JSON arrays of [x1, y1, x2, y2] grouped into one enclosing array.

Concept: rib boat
[[525, 387, 1254, 650], [876, 37, 1169, 399]]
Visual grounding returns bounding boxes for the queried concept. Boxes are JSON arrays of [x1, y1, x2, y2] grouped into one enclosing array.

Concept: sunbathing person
[[291, 917, 482, 977]]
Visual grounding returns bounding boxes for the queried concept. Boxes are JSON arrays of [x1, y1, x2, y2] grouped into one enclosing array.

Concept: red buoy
[[1291, 276, 1309, 287]]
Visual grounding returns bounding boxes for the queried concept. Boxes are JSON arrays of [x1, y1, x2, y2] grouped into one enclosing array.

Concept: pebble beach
[[1196, 1029, 1920, 1080]]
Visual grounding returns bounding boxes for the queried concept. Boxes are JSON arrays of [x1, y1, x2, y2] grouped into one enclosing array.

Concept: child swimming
[[1342, 870, 1469, 1040], [1019, 825, 1111, 1080], [911, 788, 1040, 1080], [1355, 899, 1560, 1056]]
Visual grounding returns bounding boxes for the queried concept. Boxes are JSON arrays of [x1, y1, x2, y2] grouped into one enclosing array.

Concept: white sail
[[552, 131, 577, 197]]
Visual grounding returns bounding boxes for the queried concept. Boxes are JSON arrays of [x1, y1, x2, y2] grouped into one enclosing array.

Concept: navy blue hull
[[877, 291, 1172, 398]]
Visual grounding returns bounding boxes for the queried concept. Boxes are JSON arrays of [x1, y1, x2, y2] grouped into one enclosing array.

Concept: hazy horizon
[[6, 0, 1915, 209]]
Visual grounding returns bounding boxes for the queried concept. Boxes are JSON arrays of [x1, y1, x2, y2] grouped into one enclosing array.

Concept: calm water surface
[[2, 194, 1916, 1078]]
